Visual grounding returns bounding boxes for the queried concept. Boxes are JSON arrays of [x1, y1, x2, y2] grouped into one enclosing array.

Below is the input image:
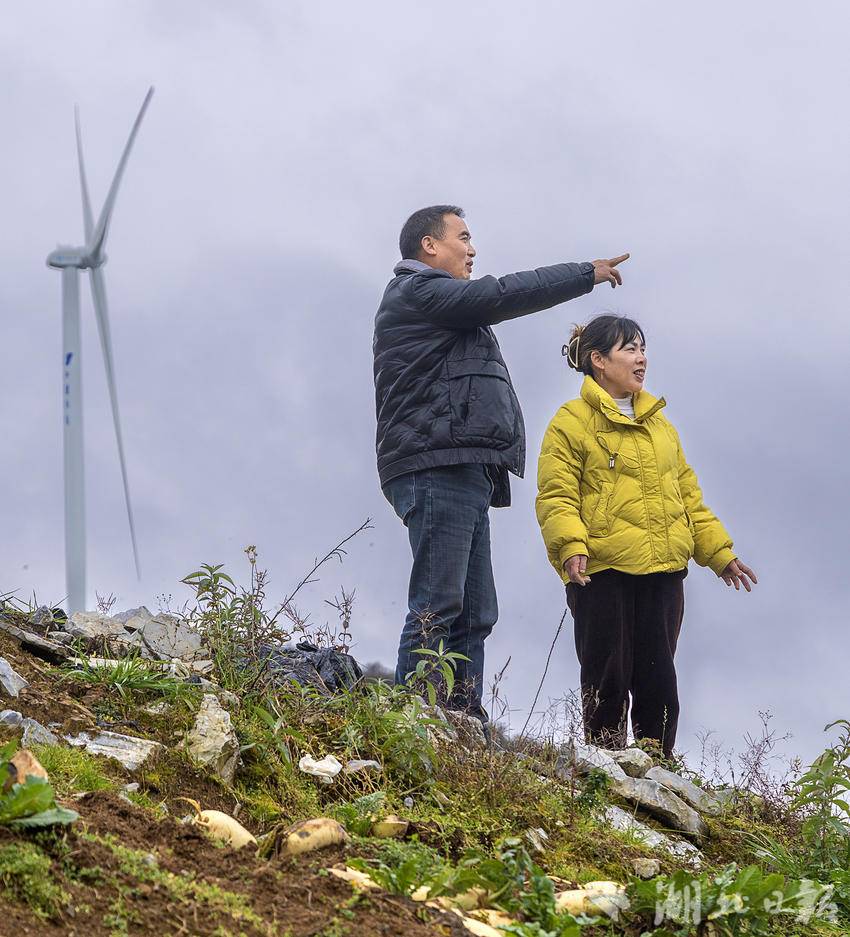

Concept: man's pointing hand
[[592, 253, 630, 288]]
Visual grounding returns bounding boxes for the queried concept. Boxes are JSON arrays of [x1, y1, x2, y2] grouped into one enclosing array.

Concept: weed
[[406, 638, 469, 710], [748, 720, 850, 920], [61, 653, 196, 703], [333, 791, 388, 836], [182, 523, 371, 696]]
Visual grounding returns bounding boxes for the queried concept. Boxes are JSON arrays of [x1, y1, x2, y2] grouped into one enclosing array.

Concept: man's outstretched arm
[[409, 254, 629, 329]]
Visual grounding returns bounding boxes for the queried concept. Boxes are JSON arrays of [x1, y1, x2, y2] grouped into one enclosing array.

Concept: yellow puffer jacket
[[536, 376, 735, 582]]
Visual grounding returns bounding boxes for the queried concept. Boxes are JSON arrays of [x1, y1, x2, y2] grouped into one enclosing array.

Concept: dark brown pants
[[566, 568, 686, 758]]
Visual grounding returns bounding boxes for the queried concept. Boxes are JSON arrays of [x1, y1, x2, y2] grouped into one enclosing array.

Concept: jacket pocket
[[588, 482, 613, 536], [446, 359, 516, 448], [672, 478, 695, 535]]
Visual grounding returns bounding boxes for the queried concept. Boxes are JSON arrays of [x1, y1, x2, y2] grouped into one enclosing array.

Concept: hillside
[[0, 568, 847, 937]]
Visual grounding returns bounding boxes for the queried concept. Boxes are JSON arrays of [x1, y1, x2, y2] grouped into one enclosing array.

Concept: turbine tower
[[47, 87, 153, 614]]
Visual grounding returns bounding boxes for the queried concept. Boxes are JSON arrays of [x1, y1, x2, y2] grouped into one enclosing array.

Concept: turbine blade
[[89, 266, 141, 579], [74, 106, 94, 243], [87, 86, 154, 261]]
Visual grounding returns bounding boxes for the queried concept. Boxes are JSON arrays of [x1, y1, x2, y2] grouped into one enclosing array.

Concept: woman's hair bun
[[562, 324, 585, 371]]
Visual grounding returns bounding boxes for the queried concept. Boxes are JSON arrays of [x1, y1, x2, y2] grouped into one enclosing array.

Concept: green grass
[[60, 654, 198, 703], [31, 743, 121, 797], [0, 842, 68, 919]]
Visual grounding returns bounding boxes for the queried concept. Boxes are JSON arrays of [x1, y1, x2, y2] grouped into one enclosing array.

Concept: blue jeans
[[383, 464, 498, 720]]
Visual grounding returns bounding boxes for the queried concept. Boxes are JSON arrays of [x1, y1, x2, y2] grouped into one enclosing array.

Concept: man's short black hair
[[399, 205, 464, 260]]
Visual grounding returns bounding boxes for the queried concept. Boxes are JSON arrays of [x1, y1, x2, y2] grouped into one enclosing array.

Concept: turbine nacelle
[[46, 246, 107, 270]]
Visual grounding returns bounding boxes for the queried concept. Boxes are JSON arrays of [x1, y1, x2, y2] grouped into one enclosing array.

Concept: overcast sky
[[2, 1, 847, 768]]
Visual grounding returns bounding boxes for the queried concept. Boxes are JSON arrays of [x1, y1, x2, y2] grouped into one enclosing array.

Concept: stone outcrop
[[609, 747, 653, 777], [65, 730, 164, 771], [559, 740, 719, 842], [0, 657, 29, 697], [556, 740, 629, 782], [645, 765, 725, 817], [603, 805, 702, 866], [608, 775, 709, 841], [65, 608, 207, 664], [184, 694, 239, 784]]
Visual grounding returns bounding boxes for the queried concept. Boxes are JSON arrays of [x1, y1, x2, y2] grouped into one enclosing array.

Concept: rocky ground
[[0, 602, 845, 937]]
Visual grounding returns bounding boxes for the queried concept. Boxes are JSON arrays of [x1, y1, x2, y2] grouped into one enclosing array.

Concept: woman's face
[[593, 333, 647, 397]]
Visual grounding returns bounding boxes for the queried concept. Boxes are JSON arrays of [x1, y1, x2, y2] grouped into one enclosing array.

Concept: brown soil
[[0, 629, 477, 936], [0, 792, 472, 936]]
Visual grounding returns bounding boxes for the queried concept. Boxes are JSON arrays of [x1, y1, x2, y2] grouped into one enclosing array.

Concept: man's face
[[421, 213, 476, 279]]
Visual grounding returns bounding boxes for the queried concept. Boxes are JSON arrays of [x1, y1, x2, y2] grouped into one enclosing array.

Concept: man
[[373, 204, 628, 720]]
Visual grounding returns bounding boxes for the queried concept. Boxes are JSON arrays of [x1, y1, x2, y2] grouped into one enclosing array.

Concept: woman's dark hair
[[399, 205, 464, 260], [563, 314, 645, 377]]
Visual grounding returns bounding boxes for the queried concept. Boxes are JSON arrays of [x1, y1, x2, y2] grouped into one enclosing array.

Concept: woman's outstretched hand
[[564, 554, 592, 586], [719, 559, 758, 592]]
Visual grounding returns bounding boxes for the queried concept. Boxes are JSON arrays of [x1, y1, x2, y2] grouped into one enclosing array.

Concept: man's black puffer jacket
[[373, 259, 595, 506]]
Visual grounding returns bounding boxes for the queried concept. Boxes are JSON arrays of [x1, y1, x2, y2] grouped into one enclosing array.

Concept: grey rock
[[128, 613, 205, 662], [112, 606, 152, 625], [645, 766, 725, 817], [0, 619, 69, 664], [47, 631, 74, 645], [22, 718, 60, 746], [443, 709, 486, 747], [0, 658, 28, 697], [421, 702, 459, 744], [184, 694, 239, 784], [403, 796, 414, 809], [610, 747, 654, 777], [65, 730, 164, 771], [631, 857, 662, 878], [525, 827, 549, 853], [343, 759, 382, 776], [603, 805, 702, 866], [29, 606, 55, 631], [608, 775, 709, 841], [556, 740, 629, 782], [68, 612, 127, 642], [0, 709, 23, 727]]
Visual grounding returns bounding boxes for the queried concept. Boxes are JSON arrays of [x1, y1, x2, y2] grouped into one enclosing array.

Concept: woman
[[535, 314, 756, 757]]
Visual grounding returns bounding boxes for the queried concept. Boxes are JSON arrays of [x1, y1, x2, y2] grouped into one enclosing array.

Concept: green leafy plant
[[574, 768, 609, 815], [182, 525, 370, 695], [334, 682, 440, 786], [0, 741, 78, 828], [627, 863, 836, 935], [181, 554, 276, 693], [251, 698, 310, 765], [350, 837, 583, 934], [406, 638, 469, 708], [350, 839, 449, 897], [794, 719, 850, 871], [748, 719, 850, 920], [333, 791, 388, 836]]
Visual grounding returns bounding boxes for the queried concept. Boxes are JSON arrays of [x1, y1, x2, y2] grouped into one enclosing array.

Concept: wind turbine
[[46, 87, 153, 615]]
